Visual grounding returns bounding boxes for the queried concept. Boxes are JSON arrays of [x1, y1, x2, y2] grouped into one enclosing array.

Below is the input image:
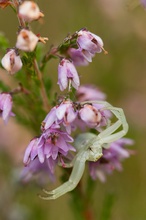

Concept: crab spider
[[39, 101, 128, 200]]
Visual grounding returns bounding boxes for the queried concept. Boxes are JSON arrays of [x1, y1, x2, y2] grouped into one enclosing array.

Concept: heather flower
[[21, 157, 55, 183], [16, 29, 38, 52], [77, 29, 104, 54], [89, 138, 134, 182], [76, 85, 106, 102], [42, 106, 59, 131], [43, 100, 77, 133], [0, 0, 10, 8], [1, 48, 22, 74], [56, 100, 77, 133], [23, 130, 75, 173], [79, 104, 102, 128], [58, 58, 80, 91], [0, 93, 14, 122], [67, 48, 94, 66], [18, 1, 44, 22]]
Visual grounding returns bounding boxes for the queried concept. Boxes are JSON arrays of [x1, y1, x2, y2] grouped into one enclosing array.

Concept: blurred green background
[[0, 0, 146, 219]]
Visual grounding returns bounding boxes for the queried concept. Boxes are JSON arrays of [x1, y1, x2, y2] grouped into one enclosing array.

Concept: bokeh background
[[0, 0, 146, 219]]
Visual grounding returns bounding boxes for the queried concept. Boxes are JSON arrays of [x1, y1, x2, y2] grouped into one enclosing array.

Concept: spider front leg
[[83, 101, 129, 145], [39, 149, 89, 200]]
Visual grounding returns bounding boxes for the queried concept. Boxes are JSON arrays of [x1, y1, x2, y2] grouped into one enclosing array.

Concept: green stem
[[33, 59, 50, 112], [70, 178, 96, 220]]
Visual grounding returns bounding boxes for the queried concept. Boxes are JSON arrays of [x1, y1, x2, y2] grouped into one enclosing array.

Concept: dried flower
[[18, 1, 44, 22], [16, 29, 38, 52], [0, 0, 11, 8], [58, 58, 80, 91], [1, 48, 22, 74], [0, 93, 14, 123]]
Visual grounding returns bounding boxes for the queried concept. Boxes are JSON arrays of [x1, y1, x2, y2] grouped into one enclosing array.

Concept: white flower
[[16, 29, 38, 52], [18, 1, 44, 22], [1, 48, 22, 74]]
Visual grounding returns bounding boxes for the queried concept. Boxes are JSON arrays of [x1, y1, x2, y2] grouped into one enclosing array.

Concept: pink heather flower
[[55, 100, 77, 133], [67, 48, 94, 66], [58, 58, 80, 91], [23, 130, 75, 172], [76, 103, 111, 131], [42, 100, 77, 133], [42, 106, 59, 130], [77, 29, 104, 54], [141, 0, 146, 7], [1, 48, 22, 74], [76, 85, 106, 102], [79, 104, 102, 128], [16, 29, 38, 52], [0, 93, 14, 122], [18, 1, 44, 22], [21, 157, 55, 183], [89, 138, 134, 182]]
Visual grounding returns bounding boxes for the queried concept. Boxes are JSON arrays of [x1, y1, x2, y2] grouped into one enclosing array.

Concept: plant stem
[[12, 0, 26, 27], [33, 58, 50, 112]]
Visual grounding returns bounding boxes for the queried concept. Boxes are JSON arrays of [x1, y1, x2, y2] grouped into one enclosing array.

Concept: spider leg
[[82, 101, 128, 145], [39, 150, 89, 200]]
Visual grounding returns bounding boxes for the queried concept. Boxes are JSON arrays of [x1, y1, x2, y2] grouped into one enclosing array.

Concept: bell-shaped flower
[[23, 137, 57, 176], [23, 129, 75, 174], [89, 138, 134, 182], [18, 1, 44, 22], [1, 48, 22, 74], [16, 29, 38, 52], [77, 29, 104, 54], [76, 84, 106, 102], [67, 48, 94, 66], [79, 104, 102, 128], [57, 58, 80, 91], [56, 100, 77, 133], [0, 93, 14, 123], [21, 157, 55, 183]]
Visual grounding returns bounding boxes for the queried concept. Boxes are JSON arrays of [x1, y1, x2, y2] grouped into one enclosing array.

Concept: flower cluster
[[23, 95, 111, 178], [57, 28, 107, 91], [1, 1, 47, 74], [0, 0, 133, 196]]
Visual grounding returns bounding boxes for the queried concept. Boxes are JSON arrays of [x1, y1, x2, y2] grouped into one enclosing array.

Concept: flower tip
[[100, 46, 108, 55]]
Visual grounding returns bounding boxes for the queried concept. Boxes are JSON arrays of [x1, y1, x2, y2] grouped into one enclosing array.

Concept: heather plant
[[0, 1, 135, 220]]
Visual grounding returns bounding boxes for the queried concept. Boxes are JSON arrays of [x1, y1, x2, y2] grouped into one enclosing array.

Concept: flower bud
[[18, 1, 44, 22], [16, 29, 38, 52], [1, 48, 22, 74]]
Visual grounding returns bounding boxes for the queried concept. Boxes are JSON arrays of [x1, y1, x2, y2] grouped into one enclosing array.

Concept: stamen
[[100, 46, 108, 55]]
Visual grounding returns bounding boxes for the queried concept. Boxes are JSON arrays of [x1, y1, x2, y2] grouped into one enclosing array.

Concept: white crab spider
[[39, 101, 128, 200]]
